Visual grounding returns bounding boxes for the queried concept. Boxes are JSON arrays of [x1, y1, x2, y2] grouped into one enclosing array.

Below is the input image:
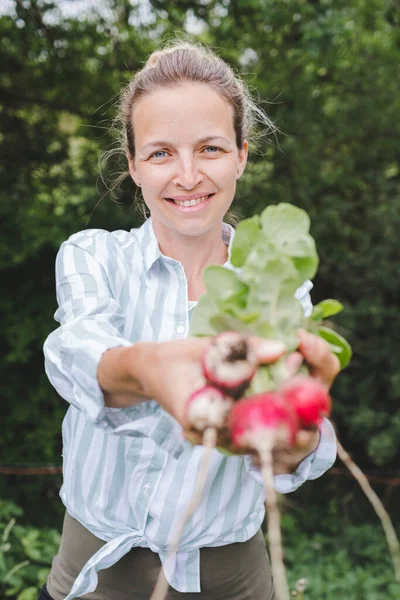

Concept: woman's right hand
[[132, 338, 212, 428], [98, 338, 213, 427]]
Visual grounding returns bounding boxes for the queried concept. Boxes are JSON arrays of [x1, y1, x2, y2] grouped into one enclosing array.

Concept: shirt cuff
[[274, 418, 337, 493], [69, 337, 133, 426], [245, 418, 337, 494]]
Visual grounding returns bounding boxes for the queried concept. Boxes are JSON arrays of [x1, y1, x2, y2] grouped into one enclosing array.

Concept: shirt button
[[176, 324, 185, 334]]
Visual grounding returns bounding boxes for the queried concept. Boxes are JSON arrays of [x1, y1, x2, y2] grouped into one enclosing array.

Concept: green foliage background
[[1, 0, 400, 597]]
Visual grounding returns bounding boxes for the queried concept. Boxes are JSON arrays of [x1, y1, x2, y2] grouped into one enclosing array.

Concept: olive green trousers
[[45, 512, 276, 600]]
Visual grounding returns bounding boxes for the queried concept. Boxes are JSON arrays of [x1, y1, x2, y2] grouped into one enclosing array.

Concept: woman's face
[[128, 82, 248, 238]]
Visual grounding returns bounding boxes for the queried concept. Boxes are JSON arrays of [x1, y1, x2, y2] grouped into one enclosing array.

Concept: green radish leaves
[[317, 326, 352, 369], [260, 204, 319, 281], [230, 215, 261, 268], [311, 299, 344, 321], [190, 202, 352, 370], [189, 294, 220, 336], [203, 266, 248, 304]]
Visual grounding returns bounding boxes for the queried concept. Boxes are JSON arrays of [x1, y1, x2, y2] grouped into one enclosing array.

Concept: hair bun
[[146, 52, 162, 69]]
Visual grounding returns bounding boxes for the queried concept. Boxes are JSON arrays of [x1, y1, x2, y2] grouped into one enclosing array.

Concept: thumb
[[250, 338, 286, 364], [286, 351, 304, 376]]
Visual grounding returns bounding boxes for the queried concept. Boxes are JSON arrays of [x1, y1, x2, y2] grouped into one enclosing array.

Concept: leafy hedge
[[1, 0, 399, 527]]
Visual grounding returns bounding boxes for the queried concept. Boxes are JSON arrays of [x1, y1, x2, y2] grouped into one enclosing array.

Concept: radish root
[[150, 427, 217, 600], [337, 440, 400, 582], [258, 436, 291, 600]]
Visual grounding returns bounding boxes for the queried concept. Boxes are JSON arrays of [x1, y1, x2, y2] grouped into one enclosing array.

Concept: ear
[[236, 139, 249, 179]]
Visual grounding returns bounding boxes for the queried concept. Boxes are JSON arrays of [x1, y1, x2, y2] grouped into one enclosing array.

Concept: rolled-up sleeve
[[43, 231, 133, 426], [246, 418, 337, 493]]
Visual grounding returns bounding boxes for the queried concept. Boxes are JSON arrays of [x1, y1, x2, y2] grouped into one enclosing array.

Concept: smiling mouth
[[165, 194, 214, 207]]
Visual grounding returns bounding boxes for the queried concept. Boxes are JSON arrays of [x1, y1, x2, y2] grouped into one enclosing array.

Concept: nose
[[173, 155, 204, 190]]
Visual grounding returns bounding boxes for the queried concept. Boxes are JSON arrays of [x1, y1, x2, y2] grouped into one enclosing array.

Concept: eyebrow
[[141, 136, 232, 153]]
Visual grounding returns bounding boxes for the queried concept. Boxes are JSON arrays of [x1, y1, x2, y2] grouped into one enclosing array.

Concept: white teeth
[[172, 195, 210, 207]]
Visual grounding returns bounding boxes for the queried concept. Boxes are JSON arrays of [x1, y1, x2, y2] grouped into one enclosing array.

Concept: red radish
[[230, 393, 299, 450], [280, 375, 331, 427], [202, 332, 257, 398], [186, 386, 233, 432], [152, 387, 224, 600], [229, 392, 297, 600]]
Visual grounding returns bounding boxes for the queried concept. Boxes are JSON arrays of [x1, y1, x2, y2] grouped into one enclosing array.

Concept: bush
[[0, 500, 60, 600], [282, 508, 400, 599]]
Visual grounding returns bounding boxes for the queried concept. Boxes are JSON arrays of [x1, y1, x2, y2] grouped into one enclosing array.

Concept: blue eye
[[151, 150, 167, 159], [204, 146, 220, 153]]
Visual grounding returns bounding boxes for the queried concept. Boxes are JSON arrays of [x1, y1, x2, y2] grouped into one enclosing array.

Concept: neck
[[152, 219, 229, 299]]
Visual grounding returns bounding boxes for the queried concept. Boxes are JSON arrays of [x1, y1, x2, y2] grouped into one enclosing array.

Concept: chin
[[173, 218, 223, 237]]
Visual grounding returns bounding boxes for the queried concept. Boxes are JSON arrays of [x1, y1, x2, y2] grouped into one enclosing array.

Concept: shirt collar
[[137, 217, 236, 274], [136, 217, 162, 274]]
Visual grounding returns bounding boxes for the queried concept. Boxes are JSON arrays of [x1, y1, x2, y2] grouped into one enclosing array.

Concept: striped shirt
[[43, 217, 337, 598]]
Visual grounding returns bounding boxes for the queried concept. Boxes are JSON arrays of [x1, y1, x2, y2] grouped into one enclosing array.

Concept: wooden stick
[[150, 427, 217, 600], [337, 440, 400, 582], [258, 436, 290, 600]]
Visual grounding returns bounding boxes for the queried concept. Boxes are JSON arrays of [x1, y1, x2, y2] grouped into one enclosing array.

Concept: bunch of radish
[[185, 331, 331, 600], [151, 204, 400, 600]]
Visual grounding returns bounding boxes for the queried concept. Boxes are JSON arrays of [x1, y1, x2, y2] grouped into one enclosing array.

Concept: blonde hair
[[105, 38, 277, 223]]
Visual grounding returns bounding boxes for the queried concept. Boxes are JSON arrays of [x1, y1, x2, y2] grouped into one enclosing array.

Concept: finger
[[185, 336, 213, 359], [294, 428, 321, 453], [250, 338, 286, 364], [183, 429, 203, 446], [297, 329, 338, 371], [297, 329, 328, 366], [273, 462, 291, 475], [271, 451, 294, 474], [294, 429, 316, 448], [297, 329, 340, 386], [286, 351, 304, 376], [250, 450, 261, 467]]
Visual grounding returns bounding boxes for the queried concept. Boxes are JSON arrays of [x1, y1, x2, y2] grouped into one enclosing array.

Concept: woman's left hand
[[270, 428, 321, 475], [269, 329, 340, 474]]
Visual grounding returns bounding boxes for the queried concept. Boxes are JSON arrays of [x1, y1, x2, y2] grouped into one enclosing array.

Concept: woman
[[40, 40, 339, 600]]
